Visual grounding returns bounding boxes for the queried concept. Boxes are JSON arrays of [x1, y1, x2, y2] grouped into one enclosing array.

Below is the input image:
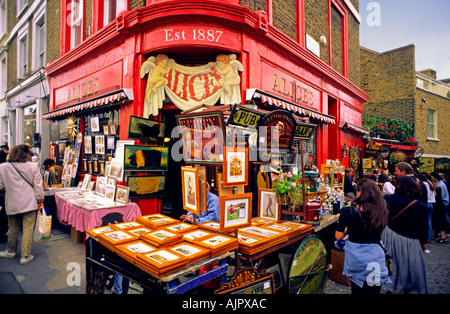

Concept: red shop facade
[[44, 1, 368, 215]]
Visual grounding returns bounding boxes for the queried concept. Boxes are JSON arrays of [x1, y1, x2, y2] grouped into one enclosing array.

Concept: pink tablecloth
[[55, 194, 142, 234]]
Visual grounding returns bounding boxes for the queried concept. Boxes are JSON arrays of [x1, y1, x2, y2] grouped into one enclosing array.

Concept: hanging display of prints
[[140, 54, 243, 116]]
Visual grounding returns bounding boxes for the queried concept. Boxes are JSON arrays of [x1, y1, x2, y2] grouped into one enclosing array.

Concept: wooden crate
[[330, 249, 350, 286]]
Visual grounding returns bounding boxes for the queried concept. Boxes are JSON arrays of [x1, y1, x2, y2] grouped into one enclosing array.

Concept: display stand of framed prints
[[164, 223, 198, 235], [238, 226, 287, 248], [136, 214, 179, 230], [135, 248, 189, 277], [115, 240, 156, 263], [167, 242, 211, 266], [86, 225, 117, 239], [140, 229, 184, 248], [257, 188, 281, 222], [219, 193, 253, 233], [97, 230, 140, 252], [237, 232, 271, 255], [195, 234, 239, 257]]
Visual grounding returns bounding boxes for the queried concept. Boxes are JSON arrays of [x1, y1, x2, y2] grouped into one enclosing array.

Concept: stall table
[[86, 236, 229, 294], [54, 194, 142, 239]]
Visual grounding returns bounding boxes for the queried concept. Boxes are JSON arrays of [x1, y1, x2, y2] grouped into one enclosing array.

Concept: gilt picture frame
[[257, 188, 281, 222], [124, 145, 169, 172], [222, 146, 248, 187]]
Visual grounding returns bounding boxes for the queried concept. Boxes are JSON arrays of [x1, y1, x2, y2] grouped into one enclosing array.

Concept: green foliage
[[362, 115, 416, 145]]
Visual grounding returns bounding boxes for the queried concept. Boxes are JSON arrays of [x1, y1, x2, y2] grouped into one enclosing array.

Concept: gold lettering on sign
[[272, 74, 315, 107], [67, 77, 100, 102]]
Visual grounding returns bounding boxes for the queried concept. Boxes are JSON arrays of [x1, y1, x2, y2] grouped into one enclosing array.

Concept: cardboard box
[[71, 227, 84, 243]]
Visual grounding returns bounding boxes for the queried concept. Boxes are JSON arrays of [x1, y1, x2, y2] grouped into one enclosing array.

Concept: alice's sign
[[140, 54, 243, 117]]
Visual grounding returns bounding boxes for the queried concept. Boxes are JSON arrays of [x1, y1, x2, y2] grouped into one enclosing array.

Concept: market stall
[[82, 105, 352, 294]]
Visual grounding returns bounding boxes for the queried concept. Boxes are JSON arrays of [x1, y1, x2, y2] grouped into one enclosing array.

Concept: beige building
[[360, 45, 450, 173]]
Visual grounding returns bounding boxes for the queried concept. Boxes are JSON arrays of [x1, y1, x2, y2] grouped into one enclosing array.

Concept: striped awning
[[339, 121, 370, 135], [246, 88, 336, 124], [43, 89, 133, 119]]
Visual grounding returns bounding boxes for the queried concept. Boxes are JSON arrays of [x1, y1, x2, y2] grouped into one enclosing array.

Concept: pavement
[[0, 226, 448, 294]]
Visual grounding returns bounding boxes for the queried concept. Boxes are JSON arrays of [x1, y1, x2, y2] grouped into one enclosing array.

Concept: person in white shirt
[[378, 173, 395, 195]]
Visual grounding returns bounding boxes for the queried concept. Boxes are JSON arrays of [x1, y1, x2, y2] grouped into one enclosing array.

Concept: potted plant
[[271, 172, 303, 205]]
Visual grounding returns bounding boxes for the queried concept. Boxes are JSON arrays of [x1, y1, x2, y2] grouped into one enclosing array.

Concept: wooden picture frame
[[219, 193, 253, 233], [95, 135, 105, 155], [95, 176, 107, 196], [106, 136, 115, 150], [128, 115, 165, 143], [222, 146, 248, 187], [104, 184, 116, 201], [115, 185, 130, 204], [109, 125, 117, 135], [181, 166, 200, 215], [176, 111, 225, 165], [124, 145, 169, 172], [84, 135, 92, 154], [140, 230, 183, 247], [81, 174, 91, 190], [91, 116, 100, 133], [103, 125, 109, 135], [168, 242, 210, 265], [257, 188, 281, 222], [127, 175, 165, 199]]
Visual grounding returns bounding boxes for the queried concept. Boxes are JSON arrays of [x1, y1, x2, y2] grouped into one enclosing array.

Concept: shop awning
[[246, 88, 336, 124], [42, 89, 134, 119], [339, 121, 370, 135]]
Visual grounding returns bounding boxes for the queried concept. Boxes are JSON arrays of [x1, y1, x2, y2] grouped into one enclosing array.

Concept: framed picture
[[87, 181, 95, 191], [105, 184, 116, 201], [222, 146, 248, 187], [106, 176, 116, 186], [105, 161, 111, 177], [176, 111, 225, 165], [87, 160, 93, 174], [109, 158, 124, 181], [219, 193, 252, 233], [92, 158, 98, 173], [99, 160, 105, 175], [128, 116, 165, 143], [91, 116, 100, 132], [107, 136, 115, 150], [95, 135, 105, 155], [115, 185, 130, 204], [81, 174, 91, 190], [109, 125, 117, 135], [103, 125, 109, 135], [257, 189, 281, 222], [127, 175, 165, 199], [181, 167, 200, 215], [95, 176, 107, 196], [84, 135, 92, 154], [124, 145, 169, 172]]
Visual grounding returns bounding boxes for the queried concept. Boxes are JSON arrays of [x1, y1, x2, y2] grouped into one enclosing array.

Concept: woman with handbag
[[382, 175, 429, 294], [0, 144, 45, 265], [335, 178, 391, 294]]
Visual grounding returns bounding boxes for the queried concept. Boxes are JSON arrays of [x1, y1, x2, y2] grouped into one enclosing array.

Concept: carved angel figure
[[214, 54, 243, 105], [140, 54, 173, 117]]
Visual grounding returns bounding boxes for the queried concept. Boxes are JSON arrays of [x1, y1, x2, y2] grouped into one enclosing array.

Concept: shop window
[[23, 104, 36, 147], [83, 109, 120, 175], [427, 108, 438, 140]]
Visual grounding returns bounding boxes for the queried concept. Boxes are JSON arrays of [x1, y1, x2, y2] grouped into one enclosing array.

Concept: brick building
[[0, 0, 56, 159], [37, 0, 368, 214], [360, 45, 450, 173]]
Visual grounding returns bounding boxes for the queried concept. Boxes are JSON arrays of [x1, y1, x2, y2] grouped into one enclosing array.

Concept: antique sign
[[141, 54, 243, 116], [176, 111, 225, 165], [294, 122, 316, 140], [258, 110, 296, 151], [227, 105, 264, 129]]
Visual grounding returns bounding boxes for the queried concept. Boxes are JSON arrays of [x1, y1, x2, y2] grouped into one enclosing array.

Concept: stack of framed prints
[[115, 240, 156, 264], [86, 225, 117, 239], [237, 232, 271, 255], [127, 226, 153, 237], [164, 223, 198, 234], [167, 242, 211, 266], [135, 249, 189, 277], [278, 221, 313, 238], [182, 230, 215, 244], [140, 229, 183, 248], [251, 217, 276, 226], [195, 234, 239, 257], [263, 223, 300, 240], [136, 214, 179, 230], [113, 221, 143, 231], [197, 221, 221, 232], [97, 230, 139, 252], [238, 226, 287, 248]]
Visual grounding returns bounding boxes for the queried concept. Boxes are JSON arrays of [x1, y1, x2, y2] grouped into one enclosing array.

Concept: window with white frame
[[33, 6, 46, 70], [0, 0, 6, 37], [104, 0, 125, 26], [17, 27, 28, 79], [0, 54, 6, 95], [69, 0, 83, 49], [16, 0, 27, 16], [427, 108, 438, 140]]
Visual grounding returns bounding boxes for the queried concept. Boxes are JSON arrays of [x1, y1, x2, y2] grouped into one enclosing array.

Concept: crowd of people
[[338, 162, 449, 294]]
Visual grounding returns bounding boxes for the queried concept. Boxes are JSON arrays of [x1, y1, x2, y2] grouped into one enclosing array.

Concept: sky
[[359, 0, 450, 80]]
